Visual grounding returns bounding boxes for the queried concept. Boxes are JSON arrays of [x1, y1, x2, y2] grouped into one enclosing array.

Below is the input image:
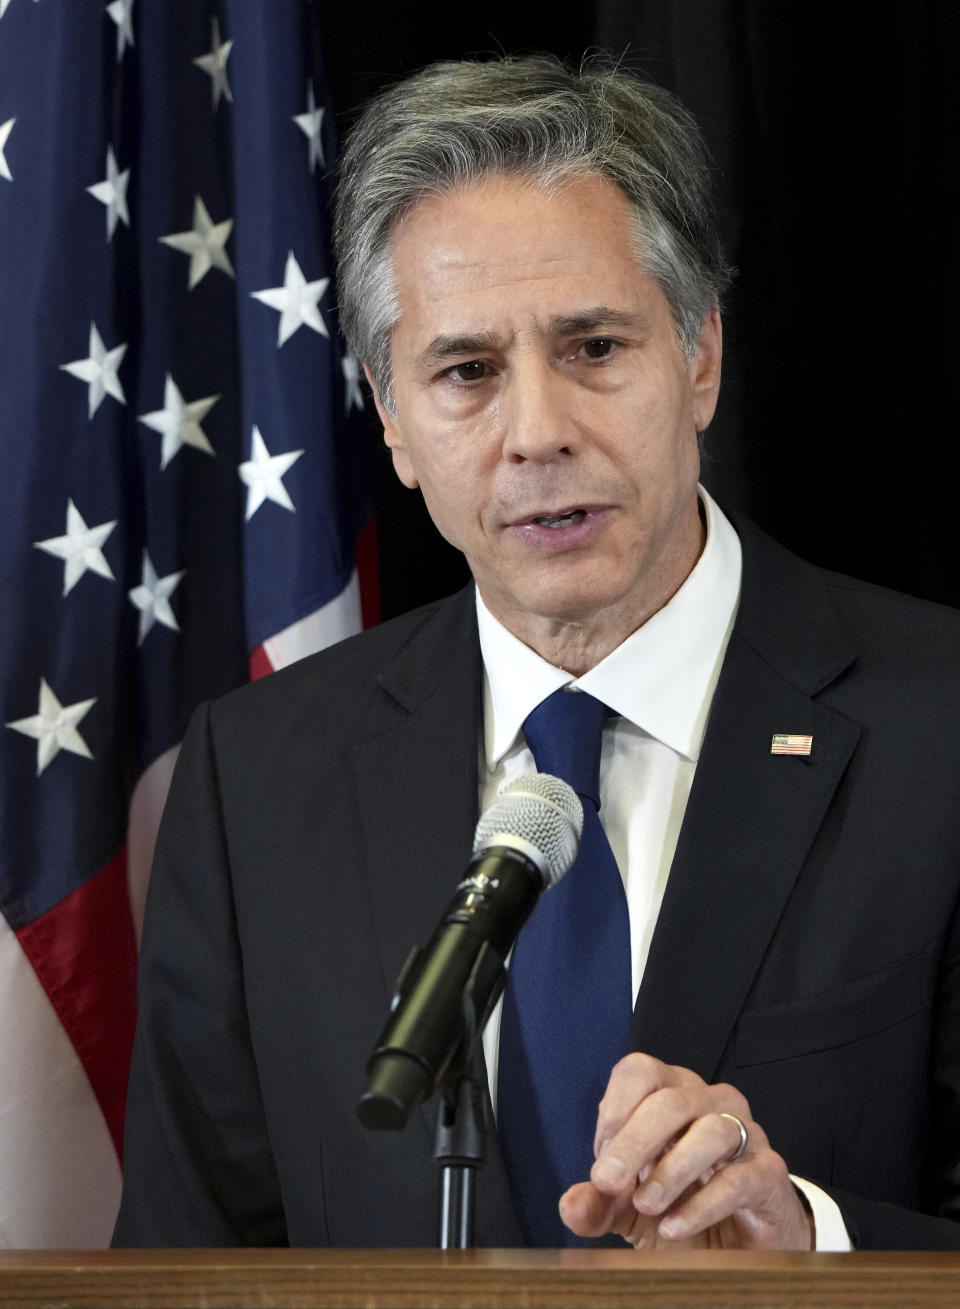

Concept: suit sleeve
[[112, 702, 288, 1247]]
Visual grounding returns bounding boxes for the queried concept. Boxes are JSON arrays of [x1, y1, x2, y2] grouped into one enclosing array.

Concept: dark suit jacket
[[113, 519, 960, 1250]]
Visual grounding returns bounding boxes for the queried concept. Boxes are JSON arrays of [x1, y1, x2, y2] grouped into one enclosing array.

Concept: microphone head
[[472, 773, 583, 890]]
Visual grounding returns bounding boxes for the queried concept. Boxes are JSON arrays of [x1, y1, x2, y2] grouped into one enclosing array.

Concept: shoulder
[[733, 513, 960, 720], [818, 566, 960, 649], [736, 512, 960, 647], [205, 585, 478, 742]]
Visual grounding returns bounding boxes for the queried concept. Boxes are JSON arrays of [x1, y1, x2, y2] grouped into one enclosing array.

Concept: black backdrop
[[317, 1, 959, 622]]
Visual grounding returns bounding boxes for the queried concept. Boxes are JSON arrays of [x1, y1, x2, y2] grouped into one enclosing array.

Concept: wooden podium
[[2, 1249, 960, 1308]]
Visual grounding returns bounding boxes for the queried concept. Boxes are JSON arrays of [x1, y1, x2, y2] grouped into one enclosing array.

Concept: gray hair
[[334, 54, 732, 412]]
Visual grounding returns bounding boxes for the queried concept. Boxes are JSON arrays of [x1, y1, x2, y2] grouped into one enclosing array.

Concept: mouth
[[514, 503, 600, 527], [506, 504, 611, 549], [529, 509, 588, 529]]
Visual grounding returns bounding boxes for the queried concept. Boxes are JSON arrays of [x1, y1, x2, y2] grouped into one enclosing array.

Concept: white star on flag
[[6, 678, 96, 777], [34, 498, 117, 595], [0, 0, 41, 20], [251, 251, 329, 348], [159, 196, 234, 289], [106, 0, 134, 61], [342, 353, 365, 413], [193, 16, 233, 110], [238, 425, 304, 521], [0, 118, 15, 182], [60, 322, 127, 419], [293, 81, 325, 173], [128, 550, 185, 645], [138, 374, 219, 469], [86, 144, 130, 241]]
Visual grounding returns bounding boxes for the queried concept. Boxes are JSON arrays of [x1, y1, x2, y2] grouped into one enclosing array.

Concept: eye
[[580, 337, 617, 360], [444, 359, 489, 383]]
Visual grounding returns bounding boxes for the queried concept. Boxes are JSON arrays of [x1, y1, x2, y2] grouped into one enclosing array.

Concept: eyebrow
[[419, 331, 503, 367], [416, 306, 652, 370], [547, 306, 652, 335]]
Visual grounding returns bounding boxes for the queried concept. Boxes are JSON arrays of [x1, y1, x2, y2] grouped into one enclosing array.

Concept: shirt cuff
[[790, 1175, 853, 1251]]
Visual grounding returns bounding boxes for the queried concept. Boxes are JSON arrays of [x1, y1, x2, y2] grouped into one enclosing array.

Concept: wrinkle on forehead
[[419, 254, 583, 302], [389, 173, 670, 367], [396, 173, 638, 293]]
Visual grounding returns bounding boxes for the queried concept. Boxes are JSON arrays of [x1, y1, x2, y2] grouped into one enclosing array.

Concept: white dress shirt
[[476, 486, 850, 1251]]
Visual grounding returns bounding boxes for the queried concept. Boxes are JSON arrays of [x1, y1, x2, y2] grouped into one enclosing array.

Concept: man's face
[[370, 172, 722, 661]]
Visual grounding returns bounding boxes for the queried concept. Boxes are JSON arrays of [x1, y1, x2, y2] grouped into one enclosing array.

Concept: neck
[[482, 514, 707, 676], [509, 607, 660, 678]]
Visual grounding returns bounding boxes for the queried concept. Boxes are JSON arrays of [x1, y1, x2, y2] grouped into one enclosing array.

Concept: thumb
[[558, 1181, 622, 1238]]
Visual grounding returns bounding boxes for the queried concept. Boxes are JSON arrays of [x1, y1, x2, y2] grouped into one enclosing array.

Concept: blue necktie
[[497, 689, 632, 1247]]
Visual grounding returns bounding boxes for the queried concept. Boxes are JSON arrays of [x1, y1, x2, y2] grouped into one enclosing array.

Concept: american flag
[[0, 1, 375, 1247], [770, 734, 814, 757]]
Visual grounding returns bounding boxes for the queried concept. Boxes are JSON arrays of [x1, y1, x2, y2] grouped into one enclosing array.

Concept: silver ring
[[719, 1112, 748, 1161]]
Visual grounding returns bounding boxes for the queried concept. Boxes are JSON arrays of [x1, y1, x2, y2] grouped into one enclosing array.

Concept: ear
[[363, 363, 419, 489], [689, 307, 723, 433]]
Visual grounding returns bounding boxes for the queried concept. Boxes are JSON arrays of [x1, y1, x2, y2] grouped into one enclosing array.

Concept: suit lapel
[[349, 586, 524, 1246], [351, 588, 482, 1002], [630, 521, 861, 1081]]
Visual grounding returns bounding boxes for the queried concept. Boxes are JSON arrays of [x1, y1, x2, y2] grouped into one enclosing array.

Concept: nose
[[500, 358, 579, 464]]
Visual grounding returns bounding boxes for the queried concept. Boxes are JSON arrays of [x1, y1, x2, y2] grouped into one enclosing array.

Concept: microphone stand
[[433, 992, 489, 1249], [434, 1062, 486, 1249], [358, 905, 520, 1248]]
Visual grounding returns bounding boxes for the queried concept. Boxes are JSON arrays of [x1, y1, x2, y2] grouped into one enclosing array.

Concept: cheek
[[411, 445, 483, 541], [411, 416, 499, 503], [666, 419, 701, 472], [413, 444, 474, 507], [624, 384, 700, 477]]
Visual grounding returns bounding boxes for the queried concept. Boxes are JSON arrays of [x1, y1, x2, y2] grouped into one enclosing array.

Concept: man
[[114, 56, 960, 1250]]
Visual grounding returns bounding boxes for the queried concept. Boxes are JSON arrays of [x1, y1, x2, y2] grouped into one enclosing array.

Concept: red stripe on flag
[[248, 642, 275, 681], [247, 514, 380, 682], [15, 849, 137, 1162]]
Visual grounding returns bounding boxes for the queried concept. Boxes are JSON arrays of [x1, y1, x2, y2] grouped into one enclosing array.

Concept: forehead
[[386, 172, 660, 332]]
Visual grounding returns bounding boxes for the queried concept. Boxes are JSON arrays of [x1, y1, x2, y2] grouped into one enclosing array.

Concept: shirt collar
[[477, 487, 742, 770]]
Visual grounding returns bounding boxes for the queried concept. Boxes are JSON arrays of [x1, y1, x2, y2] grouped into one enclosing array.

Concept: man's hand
[[559, 1053, 814, 1250]]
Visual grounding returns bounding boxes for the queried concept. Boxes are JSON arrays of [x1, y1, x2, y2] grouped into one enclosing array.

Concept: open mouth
[[530, 509, 587, 529]]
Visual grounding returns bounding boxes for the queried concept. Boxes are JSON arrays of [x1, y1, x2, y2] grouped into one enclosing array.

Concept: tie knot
[[522, 689, 610, 810]]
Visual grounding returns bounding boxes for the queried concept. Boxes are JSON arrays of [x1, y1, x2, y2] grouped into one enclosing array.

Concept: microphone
[[357, 773, 583, 1130]]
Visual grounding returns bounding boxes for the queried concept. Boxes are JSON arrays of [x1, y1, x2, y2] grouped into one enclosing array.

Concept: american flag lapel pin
[[771, 733, 813, 757]]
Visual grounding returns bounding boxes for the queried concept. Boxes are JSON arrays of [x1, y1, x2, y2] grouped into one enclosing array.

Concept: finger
[[561, 1181, 703, 1250], [593, 1082, 738, 1195], [558, 1181, 626, 1239], [593, 1054, 700, 1157], [653, 1151, 803, 1246], [632, 1111, 757, 1217], [561, 1182, 672, 1249]]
